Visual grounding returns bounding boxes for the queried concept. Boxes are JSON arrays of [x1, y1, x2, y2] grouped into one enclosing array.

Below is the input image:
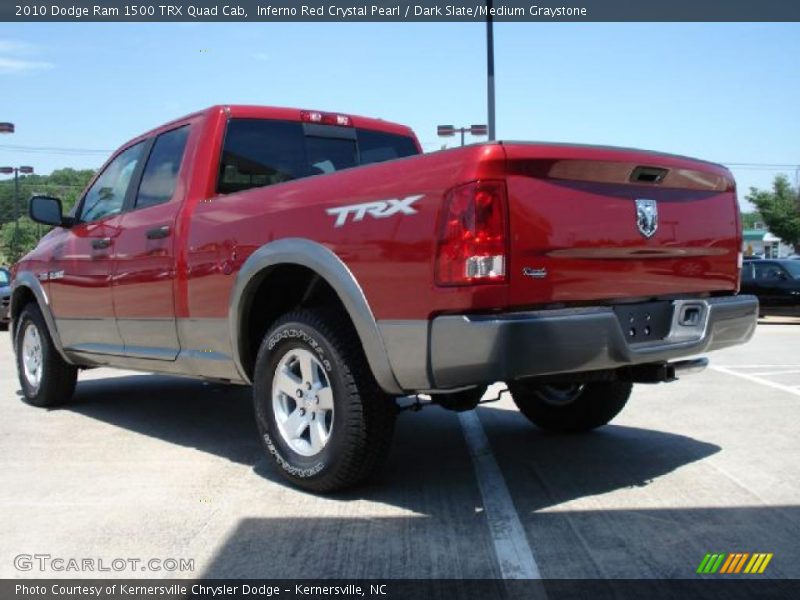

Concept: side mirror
[[29, 196, 73, 228]]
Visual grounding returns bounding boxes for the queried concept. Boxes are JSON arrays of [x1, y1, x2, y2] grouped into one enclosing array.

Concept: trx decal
[[326, 195, 423, 227]]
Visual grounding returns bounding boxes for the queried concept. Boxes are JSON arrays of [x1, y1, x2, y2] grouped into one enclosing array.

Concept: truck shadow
[[66, 373, 720, 506], [69, 374, 261, 464], [60, 373, 749, 579], [200, 506, 800, 580]]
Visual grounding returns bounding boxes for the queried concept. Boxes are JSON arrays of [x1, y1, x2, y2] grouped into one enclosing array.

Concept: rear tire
[[253, 309, 396, 493], [15, 304, 77, 407], [508, 381, 632, 433]]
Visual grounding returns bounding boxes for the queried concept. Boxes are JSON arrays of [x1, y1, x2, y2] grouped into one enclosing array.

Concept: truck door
[[752, 261, 784, 311], [754, 262, 798, 316], [48, 141, 147, 354], [111, 125, 190, 360]]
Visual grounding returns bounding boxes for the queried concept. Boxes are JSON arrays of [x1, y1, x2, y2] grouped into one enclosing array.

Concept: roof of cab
[[217, 104, 415, 138], [113, 104, 418, 160]]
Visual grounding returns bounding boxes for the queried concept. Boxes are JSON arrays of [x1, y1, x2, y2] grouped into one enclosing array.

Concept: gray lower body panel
[[56, 318, 125, 351], [381, 295, 759, 391], [377, 320, 432, 389], [60, 317, 245, 384], [115, 318, 180, 360]]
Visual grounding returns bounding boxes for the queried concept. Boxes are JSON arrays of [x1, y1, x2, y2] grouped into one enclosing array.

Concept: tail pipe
[[670, 358, 709, 378]]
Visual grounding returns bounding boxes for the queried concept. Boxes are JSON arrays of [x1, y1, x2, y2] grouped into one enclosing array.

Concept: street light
[[0, 165, 35, 255], [0, 165, 34, 221], [486, 0, 495, 141], [437, 124, 489, 147]]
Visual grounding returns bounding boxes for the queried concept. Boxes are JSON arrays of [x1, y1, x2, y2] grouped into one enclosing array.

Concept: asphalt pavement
[[1, 319, 798, 580]]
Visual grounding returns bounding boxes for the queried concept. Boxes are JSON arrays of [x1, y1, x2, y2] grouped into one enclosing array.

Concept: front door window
[[79, 142, 146, 223]]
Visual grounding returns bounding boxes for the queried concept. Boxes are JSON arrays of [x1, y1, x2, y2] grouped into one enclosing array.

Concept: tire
[[508, 380, 632, 433], [15, 304, 77, 408], [253, 309, 396, 493]]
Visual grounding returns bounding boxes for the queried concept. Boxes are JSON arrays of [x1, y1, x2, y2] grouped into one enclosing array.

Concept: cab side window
[[217, 119, 307, 194], [79, 142, 146, 223], [135, 126, 190, 209]]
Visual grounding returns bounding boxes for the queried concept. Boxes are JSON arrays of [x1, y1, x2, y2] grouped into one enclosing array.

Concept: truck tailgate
[[502, 143, 741, 307]]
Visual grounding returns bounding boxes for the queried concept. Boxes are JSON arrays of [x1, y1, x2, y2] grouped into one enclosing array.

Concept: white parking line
[[720, 364, 800, 369], [711, 366, 800, 397], [748, 370, 800, 377], [458, 410, 542, 580]]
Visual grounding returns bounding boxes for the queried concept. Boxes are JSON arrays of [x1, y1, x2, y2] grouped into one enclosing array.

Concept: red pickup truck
[[11, 105, 757, 491]]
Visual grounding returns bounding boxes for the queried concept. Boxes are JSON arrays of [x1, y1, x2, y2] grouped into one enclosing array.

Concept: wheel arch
[[9, 272, 72, 364], [229, 238, 403, 395]]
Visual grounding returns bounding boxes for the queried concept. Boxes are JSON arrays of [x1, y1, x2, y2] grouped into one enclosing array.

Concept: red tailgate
[[502, 143, 741, 307]]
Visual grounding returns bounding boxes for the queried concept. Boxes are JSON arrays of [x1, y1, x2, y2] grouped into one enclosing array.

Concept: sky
[[0, 22, 798, 211]]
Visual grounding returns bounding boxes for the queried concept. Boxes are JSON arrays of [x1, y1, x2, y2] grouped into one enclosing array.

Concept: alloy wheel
[[271, 348, 335, 457]]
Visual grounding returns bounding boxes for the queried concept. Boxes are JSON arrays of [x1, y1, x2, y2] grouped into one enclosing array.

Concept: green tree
[[0, 167, 96, 264], [740, 211, 763, 229], [0, 168, 95, 226], [745, 175, 800, 247], [1, 217, 43, 264]]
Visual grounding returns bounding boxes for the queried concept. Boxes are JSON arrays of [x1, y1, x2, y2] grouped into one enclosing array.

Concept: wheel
[[253, 309, 396, 493], [15, 304, 77, 407], [508, 380, 632, 433]]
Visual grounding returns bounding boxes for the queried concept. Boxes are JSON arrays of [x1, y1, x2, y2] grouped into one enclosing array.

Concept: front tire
[[253, 309, 396, 493], [508, 381, 632, 433], [15, 304, 77, 407]]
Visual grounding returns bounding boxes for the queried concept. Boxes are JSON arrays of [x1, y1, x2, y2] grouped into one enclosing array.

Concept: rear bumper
[[427, 295, 758, 388]]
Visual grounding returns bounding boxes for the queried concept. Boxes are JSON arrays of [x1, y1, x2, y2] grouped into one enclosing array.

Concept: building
[[743, 225, 796, 258]]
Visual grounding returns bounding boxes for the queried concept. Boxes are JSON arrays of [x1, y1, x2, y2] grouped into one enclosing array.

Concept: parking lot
[[1, 319, 799, 580]]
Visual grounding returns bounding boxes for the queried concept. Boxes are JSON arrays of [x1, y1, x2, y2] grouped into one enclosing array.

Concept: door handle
[[146, 225, 171, 240], [91, 237, 112, 250]]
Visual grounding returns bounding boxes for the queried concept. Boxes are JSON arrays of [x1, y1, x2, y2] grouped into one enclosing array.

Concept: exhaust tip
[[671, 357, 709, 377]]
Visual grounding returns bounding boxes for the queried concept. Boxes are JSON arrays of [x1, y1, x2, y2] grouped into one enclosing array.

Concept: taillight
[[301, 110, 352, 127], [436, 180, 508, 286]]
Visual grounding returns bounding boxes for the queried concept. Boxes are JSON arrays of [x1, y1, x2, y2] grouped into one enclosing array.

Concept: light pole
[[0, 165, 34, 220], [437, 124, 488, 147], [486, 0, 496, 141], [0, 121, 16, 238]]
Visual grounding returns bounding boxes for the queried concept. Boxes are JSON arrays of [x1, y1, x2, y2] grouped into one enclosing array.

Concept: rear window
[[217, 118, 417, 194], [358, 128, 419, 164], [305, 134, 358, 175]]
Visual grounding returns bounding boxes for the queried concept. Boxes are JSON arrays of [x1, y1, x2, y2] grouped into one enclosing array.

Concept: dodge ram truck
[[11, 105, 758, 492]]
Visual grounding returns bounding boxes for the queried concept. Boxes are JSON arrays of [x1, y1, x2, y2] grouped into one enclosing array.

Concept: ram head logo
[[635, 198, 658, 238]]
